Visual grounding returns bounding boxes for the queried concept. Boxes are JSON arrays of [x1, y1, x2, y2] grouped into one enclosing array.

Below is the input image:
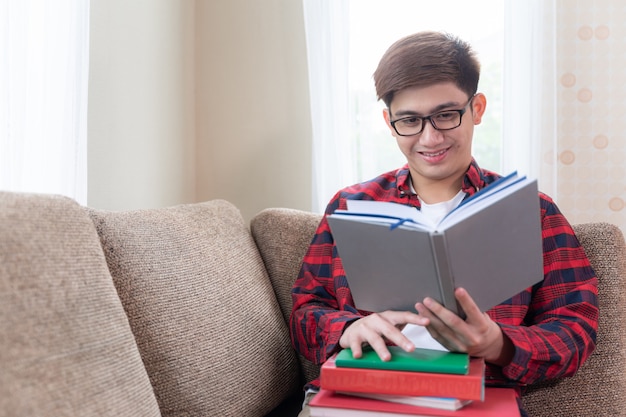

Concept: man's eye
[[398, 117, 422, 127], [434, 111, 457, 121]]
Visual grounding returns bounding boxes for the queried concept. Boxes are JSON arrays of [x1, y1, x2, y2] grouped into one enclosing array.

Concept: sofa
[[1, 191, 625, 417]]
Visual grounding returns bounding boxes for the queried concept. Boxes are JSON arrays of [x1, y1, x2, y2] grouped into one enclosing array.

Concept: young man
[[290, 31, 598, 416]]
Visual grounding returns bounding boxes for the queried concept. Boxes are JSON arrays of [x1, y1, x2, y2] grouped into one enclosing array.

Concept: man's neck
[[410, 174, 464, 205]]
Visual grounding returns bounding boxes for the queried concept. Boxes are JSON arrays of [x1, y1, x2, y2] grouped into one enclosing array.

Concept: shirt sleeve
[[495, 194, 599, 384], [289, 195, 364, 365]]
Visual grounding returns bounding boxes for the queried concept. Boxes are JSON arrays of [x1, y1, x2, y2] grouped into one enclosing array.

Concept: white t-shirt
[[401, 188, 466, 351]]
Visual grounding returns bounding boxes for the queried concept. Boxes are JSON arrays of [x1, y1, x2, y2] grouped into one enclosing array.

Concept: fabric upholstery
[[89, 199, 300, 417], [3, 190, 624, 416], [252, 208, 626, 417], [523, 222, 626, 417], [251, 207, 323, 385], [0, 192, 160, 417]]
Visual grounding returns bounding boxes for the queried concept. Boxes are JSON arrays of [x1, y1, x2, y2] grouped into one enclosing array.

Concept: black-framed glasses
[[389, 96, 475, 136]]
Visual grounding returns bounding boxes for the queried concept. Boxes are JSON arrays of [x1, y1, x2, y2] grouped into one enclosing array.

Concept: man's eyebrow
[[392, 101, 462, 118]]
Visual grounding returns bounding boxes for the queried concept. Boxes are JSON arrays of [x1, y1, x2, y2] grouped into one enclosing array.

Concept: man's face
[[383, 82, 486, 192]]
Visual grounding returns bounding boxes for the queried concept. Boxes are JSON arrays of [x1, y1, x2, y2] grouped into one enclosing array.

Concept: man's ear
[[382, 108, 394, 133], [471, 93, 487, 125]]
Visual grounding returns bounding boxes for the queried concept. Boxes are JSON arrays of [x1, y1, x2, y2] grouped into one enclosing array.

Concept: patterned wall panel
[[555, 0, 625, 232]]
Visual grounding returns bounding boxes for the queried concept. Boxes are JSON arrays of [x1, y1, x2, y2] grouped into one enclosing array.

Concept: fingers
[[419, 288, 481, 327], [340, 310, 428, 360], [415, 288, 501, 355], [347, 337, 366, 359], [454, 287, 482, 320], [415, 300, 465, 352]]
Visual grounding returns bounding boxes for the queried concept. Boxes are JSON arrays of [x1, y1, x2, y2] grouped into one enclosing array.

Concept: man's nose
[[419, 120, 444, 144]]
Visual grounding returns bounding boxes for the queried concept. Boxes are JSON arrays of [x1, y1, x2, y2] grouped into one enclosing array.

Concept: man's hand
[[339, 310, 429, 361], [415, 287, 514, 366]]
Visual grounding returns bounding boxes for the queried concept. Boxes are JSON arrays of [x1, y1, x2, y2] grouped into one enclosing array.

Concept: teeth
[[422, 149, 446, 157]]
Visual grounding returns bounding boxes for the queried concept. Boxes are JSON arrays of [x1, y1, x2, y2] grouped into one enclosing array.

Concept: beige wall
[[88, 0, 312, 222], [195, 0, 312, 222], [88, 0, 196, 210]]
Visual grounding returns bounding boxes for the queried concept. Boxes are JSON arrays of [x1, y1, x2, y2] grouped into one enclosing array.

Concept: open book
[[326, 172, 543, 316]]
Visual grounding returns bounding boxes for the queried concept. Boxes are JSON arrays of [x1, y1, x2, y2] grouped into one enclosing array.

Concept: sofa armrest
[[522, 222, 626, 416]]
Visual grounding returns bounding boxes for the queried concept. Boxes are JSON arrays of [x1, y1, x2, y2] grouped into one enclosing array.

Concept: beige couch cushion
[[89, 200, 300, 417], [0, 192, 160, 417], [523, 222, 626, 416], [250, 207, 323, 385]]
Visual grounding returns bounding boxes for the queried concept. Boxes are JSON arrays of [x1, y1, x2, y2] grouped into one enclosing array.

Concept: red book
[[309, 387, 521, 417], [320, 353, 485, 401]]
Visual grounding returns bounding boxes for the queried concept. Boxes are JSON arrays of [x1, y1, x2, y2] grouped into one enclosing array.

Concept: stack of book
[[309, 346, 521, 417]]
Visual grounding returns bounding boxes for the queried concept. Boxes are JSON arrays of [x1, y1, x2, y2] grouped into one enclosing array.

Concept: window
[[348, 0, 504, 183], [0, 0, 90, 204], [303, 0, 555, 213]]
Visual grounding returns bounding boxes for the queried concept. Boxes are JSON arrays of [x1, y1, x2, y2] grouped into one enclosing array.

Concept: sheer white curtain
[[302, 0, 355, 213], [502, 0, 557, 195], [302, 0, 557, 212], [0, 0, 90, 204]]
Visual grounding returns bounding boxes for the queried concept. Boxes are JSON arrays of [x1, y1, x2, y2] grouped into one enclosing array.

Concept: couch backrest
[[89, 199, 300, 417], [522, 222, 626, 417], [251, 208, 626, 416], [0, 192, 161, 417], [251, 207, 324, 386]]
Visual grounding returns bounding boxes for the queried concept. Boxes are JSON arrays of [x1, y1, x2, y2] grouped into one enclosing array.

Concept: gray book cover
[[327, 177, 543, 316]]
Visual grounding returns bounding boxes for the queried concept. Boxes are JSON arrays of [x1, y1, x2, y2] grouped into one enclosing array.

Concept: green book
[[335, 346, 469, 375]]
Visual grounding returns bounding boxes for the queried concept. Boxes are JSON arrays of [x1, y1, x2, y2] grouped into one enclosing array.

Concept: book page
[[338, 172, 532, 233], [341, 200, 436, 229]]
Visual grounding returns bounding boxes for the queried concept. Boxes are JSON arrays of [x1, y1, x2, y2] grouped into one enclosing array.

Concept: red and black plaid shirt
[[290, 159, 598, 391]]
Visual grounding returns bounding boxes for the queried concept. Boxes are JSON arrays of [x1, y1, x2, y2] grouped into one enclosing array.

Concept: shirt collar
[[396, 158, 488, 198]]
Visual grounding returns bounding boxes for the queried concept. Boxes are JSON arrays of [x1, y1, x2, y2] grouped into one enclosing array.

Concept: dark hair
[[373, 31, 481, 107]]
